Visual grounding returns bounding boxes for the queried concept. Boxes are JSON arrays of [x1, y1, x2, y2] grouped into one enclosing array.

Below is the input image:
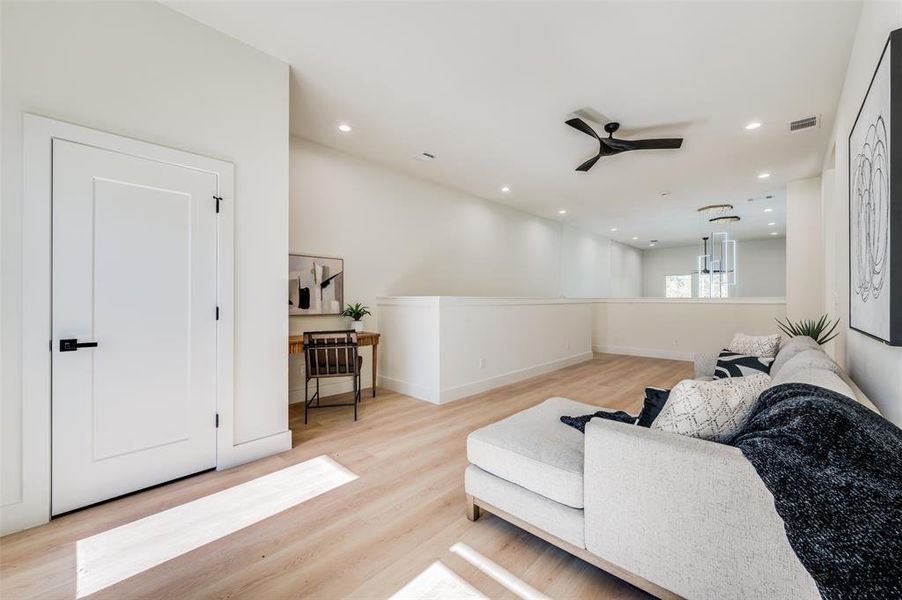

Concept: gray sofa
[[464, 337, 880, 600]]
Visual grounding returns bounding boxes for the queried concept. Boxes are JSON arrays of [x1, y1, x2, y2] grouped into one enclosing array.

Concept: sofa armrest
[[583, 419, 819, 600], [692, 352, 717, 379]]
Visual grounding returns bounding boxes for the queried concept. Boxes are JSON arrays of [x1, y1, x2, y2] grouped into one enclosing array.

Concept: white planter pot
[[352, 320, 364, 332]]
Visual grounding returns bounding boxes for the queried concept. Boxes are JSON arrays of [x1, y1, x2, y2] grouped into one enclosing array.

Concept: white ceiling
[[169, 1, 860, 247]]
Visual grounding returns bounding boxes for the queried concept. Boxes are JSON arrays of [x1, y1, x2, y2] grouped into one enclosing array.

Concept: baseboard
[[592, 345, 694, 362], [0, 498, 50, 537], [439, 351, 593, 404], [216, 429, 292, 471], [378, 375, 439, 404]]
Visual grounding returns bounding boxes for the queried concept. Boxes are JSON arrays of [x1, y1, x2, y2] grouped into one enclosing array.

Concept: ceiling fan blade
[[575, 154, 602, 172], [565, 117, 600, 139], [629, 138, 683, 150]]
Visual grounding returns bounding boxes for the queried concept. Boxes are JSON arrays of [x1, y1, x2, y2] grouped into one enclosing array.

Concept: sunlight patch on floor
[[76, 455, 357, 598], [389, 561, 487, 600], [450, 542, 550, 600]]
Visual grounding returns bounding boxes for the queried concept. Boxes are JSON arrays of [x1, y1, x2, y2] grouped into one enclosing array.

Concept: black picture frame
[[848, 27, 902, 346]]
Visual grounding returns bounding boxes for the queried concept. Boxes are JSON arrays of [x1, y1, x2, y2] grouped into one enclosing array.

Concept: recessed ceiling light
[[610, 227, 618, 232], [757, 172, 771, 179], [501, 186, 511, 193], [771, 231, 779, 236], [768, 221, 776, 226], [632, 236, 639, 240], [745, 121, 762, 130], [558, 209, 567, 215], [764, 208, 774, 213], [338, 123, 352, 132], [649, 243, 657, 247]]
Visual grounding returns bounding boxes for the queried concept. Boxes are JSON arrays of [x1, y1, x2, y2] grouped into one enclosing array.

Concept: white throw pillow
[[728, 333, 781, 358], [651, 374, 771, 442]]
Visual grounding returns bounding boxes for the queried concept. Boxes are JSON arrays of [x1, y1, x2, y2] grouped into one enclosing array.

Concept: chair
[[303, 330, 363, 423]]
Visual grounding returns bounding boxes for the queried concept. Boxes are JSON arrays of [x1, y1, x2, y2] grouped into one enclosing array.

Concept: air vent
[[414, 152, 436, 161], [789, 115, 819, 132]]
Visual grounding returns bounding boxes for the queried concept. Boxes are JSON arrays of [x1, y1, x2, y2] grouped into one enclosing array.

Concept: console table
[[289, 331, 380, 397]]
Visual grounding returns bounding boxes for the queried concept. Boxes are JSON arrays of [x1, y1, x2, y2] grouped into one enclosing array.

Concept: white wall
[[786, 177, 824, 320], [561, 225, 643, 298], [822, 1, 902, 425], [377, 297, 592, 404], [592, 299, 787, 361], [287, 138, 636, 401], [641, 238, 786, 298], [1, 2, 290, 531]]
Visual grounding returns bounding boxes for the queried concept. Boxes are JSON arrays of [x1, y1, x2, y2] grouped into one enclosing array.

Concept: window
[[665, 275, 692, 298]]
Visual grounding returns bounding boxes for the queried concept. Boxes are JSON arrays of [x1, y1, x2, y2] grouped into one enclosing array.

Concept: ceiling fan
[[564, 117, 683, 172]]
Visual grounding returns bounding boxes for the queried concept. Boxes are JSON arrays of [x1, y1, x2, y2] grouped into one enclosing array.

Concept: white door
[[51, 139, 219, 515]]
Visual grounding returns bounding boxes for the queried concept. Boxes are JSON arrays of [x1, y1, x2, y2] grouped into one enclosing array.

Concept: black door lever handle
[[59, 338, 99, 352]]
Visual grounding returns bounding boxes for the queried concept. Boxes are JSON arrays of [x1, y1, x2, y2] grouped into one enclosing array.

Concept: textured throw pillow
[[651, 374, 770, 442], [714, 350, 775, 379], [560, 410, 635, 433], [728, 333, 781, 358], [636, 387, 670, 427]]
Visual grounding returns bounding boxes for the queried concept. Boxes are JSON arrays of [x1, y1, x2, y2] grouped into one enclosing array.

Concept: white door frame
[[9, 114, 235, 533]]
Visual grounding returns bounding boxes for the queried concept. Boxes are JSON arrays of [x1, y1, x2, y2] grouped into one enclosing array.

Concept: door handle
[[59, 338, 99, 352]]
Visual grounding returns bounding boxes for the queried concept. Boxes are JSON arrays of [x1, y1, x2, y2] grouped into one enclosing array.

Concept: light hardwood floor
[[0, 353, 692, 599]]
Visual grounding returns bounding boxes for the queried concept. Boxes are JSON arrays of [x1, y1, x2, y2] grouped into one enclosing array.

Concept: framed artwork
[[289, 254, 344, 316], [849, 27, 902, 346]]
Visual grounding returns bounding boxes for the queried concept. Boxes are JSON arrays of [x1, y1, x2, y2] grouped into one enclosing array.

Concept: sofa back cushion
[[770, 336, 820, 377], [770, 367, 856, 399]]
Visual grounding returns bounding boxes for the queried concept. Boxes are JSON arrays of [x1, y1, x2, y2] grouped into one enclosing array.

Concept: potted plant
[[774, 314, 840, 345], [342, 303, 371, 333]]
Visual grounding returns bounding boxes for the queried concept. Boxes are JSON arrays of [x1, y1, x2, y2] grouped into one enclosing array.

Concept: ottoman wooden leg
[[466, 494, 481, 521]]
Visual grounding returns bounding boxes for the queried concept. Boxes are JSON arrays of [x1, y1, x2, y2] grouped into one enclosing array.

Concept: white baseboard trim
[[593, 345, 694, 362], [378, 375, 439, 404], [439, 351, 593, 404], [0, 498, 50, 536], [216, 429, 292, 471]]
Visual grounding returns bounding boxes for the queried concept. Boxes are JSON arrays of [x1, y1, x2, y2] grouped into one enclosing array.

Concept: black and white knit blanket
[[727, 383, 902, 600]]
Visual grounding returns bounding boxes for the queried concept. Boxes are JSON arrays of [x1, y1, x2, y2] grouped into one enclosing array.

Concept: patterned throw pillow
[[650, 374, 770, 442], [728, 333, 781, 358], [714, 350, 775, 379]]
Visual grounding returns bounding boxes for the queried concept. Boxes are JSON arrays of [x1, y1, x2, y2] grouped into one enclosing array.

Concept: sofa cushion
[[769, 367, 856, 399], [467, 397, 592, 509], [651, 374, 771, 442], [714, 350, 775, 379], [636, 387, 671, 427], [770, 336, 821, 377], [773, 348, 842, 380], [728, 333, 782, 358]]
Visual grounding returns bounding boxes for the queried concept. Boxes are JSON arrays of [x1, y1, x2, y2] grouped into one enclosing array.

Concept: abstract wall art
[[289, 254, 344, 315], [849, 27, 901, 345]]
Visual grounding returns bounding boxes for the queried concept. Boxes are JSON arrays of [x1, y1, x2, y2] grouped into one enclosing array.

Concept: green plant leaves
[[341, 303, 372, 320], [775, 314, 840, 345]]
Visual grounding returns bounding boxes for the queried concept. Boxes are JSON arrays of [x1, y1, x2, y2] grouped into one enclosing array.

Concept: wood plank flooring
[[0, 353, 692, 599]]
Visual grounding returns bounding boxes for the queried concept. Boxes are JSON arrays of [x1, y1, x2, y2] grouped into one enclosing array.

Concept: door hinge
[[216, 306, 220, 320], [215, 413, 220, 428], [214, 195, 223, 213]]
